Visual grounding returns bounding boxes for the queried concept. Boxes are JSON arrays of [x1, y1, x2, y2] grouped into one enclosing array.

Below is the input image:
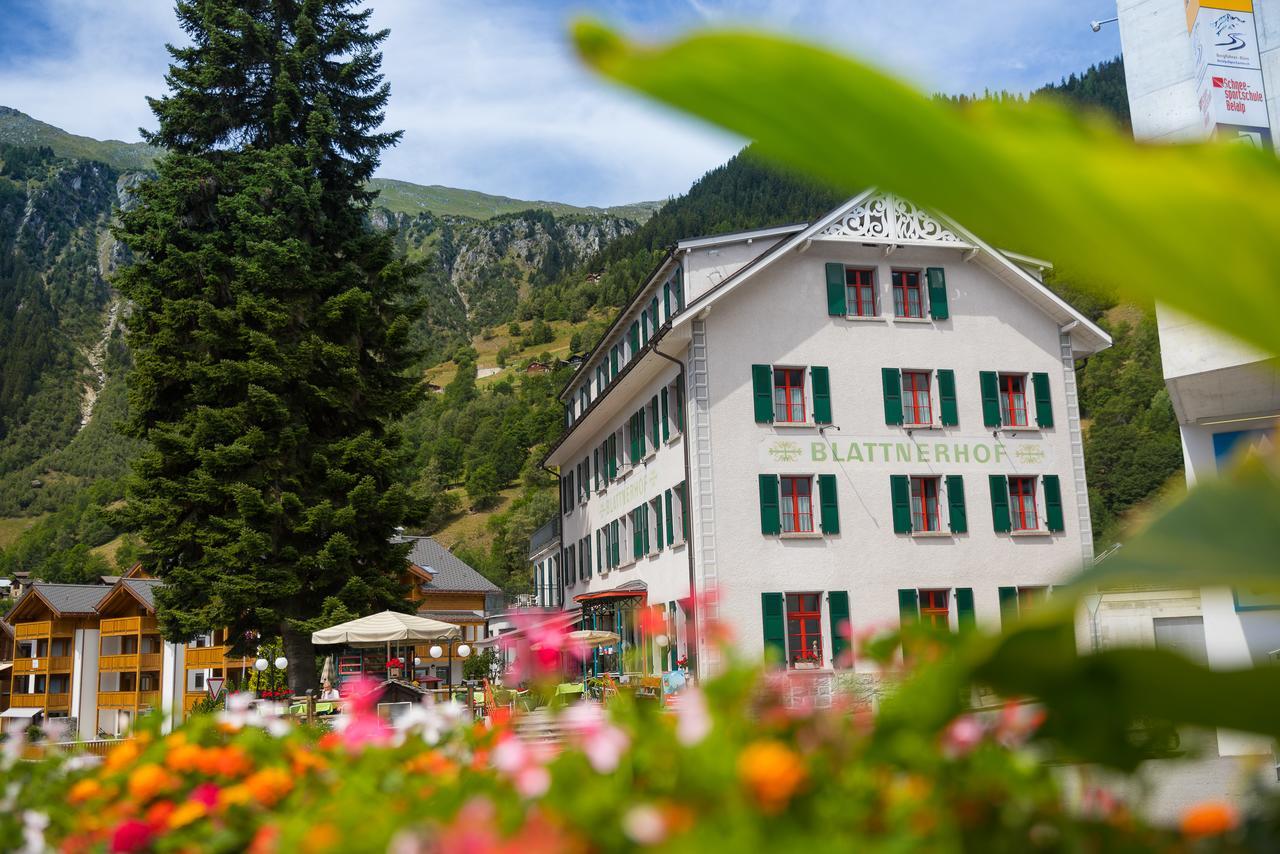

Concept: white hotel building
[[542, 191, 1110, 677]]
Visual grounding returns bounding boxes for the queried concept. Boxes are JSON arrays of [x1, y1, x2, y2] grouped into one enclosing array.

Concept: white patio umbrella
[[312, 611, 462, 680]]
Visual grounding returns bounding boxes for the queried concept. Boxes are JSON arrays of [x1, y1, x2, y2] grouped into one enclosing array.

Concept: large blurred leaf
[[572, 22, 1280, 357]]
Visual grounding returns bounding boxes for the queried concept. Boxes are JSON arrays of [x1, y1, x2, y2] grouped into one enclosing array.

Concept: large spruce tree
[[116, 0, 421, 691]]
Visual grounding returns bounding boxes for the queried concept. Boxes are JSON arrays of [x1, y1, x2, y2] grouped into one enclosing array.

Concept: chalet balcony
[[12, 692, 73, 711], [184, 645, 253, 670], [99, 653, 163, 672], [12, 656, 73, 675], [14, 620, 76, 640], [98, 690, 161, 709], [99, 616, 159, 636]]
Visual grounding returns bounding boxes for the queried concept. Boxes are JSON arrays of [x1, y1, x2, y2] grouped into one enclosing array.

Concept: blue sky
[[0, 0, 1123, 207]]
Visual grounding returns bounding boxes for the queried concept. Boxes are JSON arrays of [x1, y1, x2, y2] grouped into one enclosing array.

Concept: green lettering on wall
[[896, 444, 911, 462], [935, 444, 950, 463], [974, 444, 991, 464], [994, 444, 1008, 463], [917, 444, 931, 463], [811, 442, 828, 462], [847, 442, 864, 462], [954, 444, 970, 463]]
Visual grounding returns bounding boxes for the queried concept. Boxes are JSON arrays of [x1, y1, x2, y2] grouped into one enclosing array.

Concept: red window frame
[[1017, 586, 1047, 614], [919, 589, 950, 630], [785, 592, 823, 666], [1009, 476, 1038, 531], [845, 267, 877, 316], [892, 270, 924, 318], [780, 476, 814, 533], [910, 476, 941, 532], [901, 370, 932, 425], [1000, 373, 1028, 426], [772, 368, 807, 423]]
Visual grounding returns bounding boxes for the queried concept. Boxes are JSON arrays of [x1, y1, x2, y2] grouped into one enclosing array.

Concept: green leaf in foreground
[[571, 21, 1280, 358]]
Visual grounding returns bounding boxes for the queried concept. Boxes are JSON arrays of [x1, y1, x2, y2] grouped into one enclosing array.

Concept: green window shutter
[[937, 369, 959, 426], [651, 395, 660, 446], [926, 267, 949, 320], [593, 448, 600, 491], [980, 371, 1001, 427], [650, 296, 659, 328], [675, 374, 685, 431], [607, 435, 617, 479], [898, 589, 919, 625], [828, 591, 851, 668], [608, 520, 617, 567], [610, 346, 619, 377], [825, 262, 847, 316], [665, 489, 675, 542], [761, 593, 786, 665], [752, 364, 774, 423], [585, 537, 593, 577], [1043, 475, 1065, 532], [633, 508, 643, 559], [1032, 372, 1054, 428], [881, 368, 903, 425], [655, 499, 664, 549], [811, 366, 832, 424], [818, 474, 840, 534], [946, 474, 968, 533], [680, 481, 690, 539], [989, 475, 1011, 533], [998, 587, 1019, 630], [642, 503, 651, 554], [758, 474, 781, 535], [661, 387, 670, 442], [664, 282, 671, 320], [629, 321, 640, 355], [628, 414, 639, 463], [955, 588, 976, 632], [674, 267, 684, 309], [890, 475, 912, 533], [638, 410, 647, 456]]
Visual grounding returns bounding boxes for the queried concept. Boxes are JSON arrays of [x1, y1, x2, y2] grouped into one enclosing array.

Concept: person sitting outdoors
[[320, 681, 340, 701]]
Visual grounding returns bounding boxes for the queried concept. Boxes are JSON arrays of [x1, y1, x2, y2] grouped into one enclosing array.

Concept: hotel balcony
[[99, 653, 163, 672], [98, 690, 161, 710], [12, 656, 73, 675], [99, 616, 159, 636], [184, 645, 253, 670], [10, 692, 71, 711], [14, 620, 76, 640]]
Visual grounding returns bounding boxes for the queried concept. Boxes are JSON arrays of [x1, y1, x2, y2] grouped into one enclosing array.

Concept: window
[[846, 267, 877, 316], [564, 547, 576, 586], [1000, 374, 1028, 426], [1009, 476, 1038, 531], [1018, 586, 1047, 611], [901, 371, 932, 425], [919, 589, 950, 630], [780, 476, 814, 533], [892, 270, 924, 318], [666, 483, 688, 545], [785, 593, 823, 667], [910, 476, 941, 532], [579, 386, 589, 413], [649, 496, 663, 553], [772, 368, 806, 423]]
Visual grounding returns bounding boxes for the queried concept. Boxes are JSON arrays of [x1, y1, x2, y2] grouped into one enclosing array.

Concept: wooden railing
[[10, 693, 46, 708], [99, 654, 138, 671], [12, 656, 73, 675], [46, 692, 70, 711], [98, 690, 162, 709], [139, 653, 162, 670], [12, 620, 72, 639], [99, 616, 158, 636], [184, 645, 253, 669], [137, 691, 160, 709]]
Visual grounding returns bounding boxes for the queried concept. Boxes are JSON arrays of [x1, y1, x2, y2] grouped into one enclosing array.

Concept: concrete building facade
[[545, 191, 1109, 679]]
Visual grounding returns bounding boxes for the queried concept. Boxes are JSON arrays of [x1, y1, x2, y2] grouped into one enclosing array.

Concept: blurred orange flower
[[164, 742, 205, 773], [68, 778, 102, 804], [105, 739, 141, 773], [128, 764, 174, 803], [737, 741, 807, 813], [167, 800, 207, 830], [244, 767, 294, 806], [1180, 801, 1238, 837]]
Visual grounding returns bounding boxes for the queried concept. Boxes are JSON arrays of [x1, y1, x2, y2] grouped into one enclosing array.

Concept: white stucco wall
[[697, 243, 1091, 670]]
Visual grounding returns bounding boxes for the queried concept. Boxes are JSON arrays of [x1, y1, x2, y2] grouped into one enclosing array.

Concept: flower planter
[[793, 662, 819, 671]]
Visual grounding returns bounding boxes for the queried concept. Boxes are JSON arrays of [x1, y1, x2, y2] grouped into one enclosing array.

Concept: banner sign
[[758, 434, 1054, 472], [1187, 0, 1273, 146]]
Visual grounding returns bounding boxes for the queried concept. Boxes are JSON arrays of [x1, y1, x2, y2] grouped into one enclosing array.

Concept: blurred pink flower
[[499, 610, 586, 684], [563, 703, 630, 773], [676, 686, 711, 746], [942, 715, 984, 757], [335, 675, 392, 751], [995, 701, 1046, 747], [190, 782, 221, 809], [492, 735, 551, 798], [622, 804, 667, 846]]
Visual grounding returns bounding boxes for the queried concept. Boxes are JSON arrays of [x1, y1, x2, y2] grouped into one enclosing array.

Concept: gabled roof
[[397, 536, 501, 594], [11, 583, 110, 620], [670, 189, 1112, 356], [97, 578, 164, 615]]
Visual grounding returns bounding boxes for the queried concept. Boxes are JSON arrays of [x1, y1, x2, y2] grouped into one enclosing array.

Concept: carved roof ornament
[[816, 193, 971, 248]]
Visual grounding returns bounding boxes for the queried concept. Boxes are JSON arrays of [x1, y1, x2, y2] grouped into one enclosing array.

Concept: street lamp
[[457, 644, 471, 658], [274, 656, 288, 670], [254, 658, 269, 672], [428, 645, 443, 659], [1090, 16, 1118, 32]]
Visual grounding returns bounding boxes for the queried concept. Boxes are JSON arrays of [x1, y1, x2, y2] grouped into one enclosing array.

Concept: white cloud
[[0, 0, 1123, 207]]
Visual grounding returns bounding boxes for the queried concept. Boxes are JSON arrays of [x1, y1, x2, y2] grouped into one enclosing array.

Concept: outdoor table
[[555, 682, 585, 696], [287, 700, 340, 716]]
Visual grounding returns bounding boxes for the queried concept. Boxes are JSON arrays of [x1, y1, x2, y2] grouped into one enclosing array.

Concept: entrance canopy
[[1, 707, 42, 719], [311, 610, 461, 647]]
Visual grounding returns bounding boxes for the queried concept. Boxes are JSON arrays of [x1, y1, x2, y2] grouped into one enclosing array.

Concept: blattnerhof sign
[[758, 435, 1054, 472]]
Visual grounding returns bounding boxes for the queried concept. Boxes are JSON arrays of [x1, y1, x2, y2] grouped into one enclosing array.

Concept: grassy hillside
[[369, 178, 661, 222], [0, 106, 159, 172]]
